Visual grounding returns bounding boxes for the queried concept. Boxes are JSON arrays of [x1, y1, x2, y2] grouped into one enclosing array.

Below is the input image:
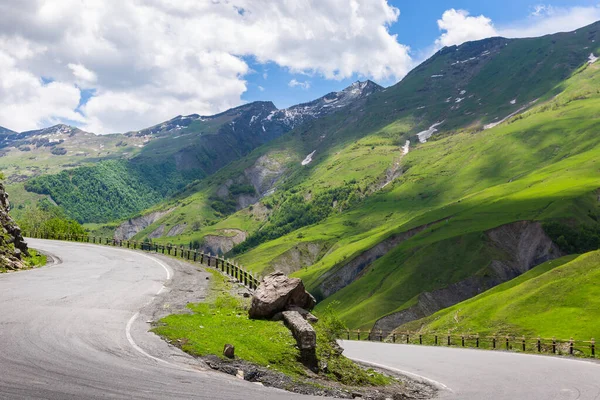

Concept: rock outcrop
[[371, 221, 562, 335], [0, 183, 29, 270], [114, 209, 172, 240], [203, 229, 248, 255], [249, 271, 316, 319], [317, 218, 450, 299]]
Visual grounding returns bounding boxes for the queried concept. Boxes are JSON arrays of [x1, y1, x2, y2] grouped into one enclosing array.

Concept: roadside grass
[[22, 249, 47, 268], [399, 252, 600, 340], [152, 274, 391, 386]]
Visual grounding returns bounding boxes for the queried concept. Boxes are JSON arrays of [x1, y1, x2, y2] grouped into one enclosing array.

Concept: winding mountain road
[[2, 239, 599, 399], [0, 239, 316, 400], [341, 339, 600, 399]]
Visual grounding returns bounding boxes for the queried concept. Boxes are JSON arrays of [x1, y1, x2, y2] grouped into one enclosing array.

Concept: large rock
[[282, 311, 318, 372], [282, 311, 316, 350], [248, 271, 316, 319], [0, 183, 29, 268]]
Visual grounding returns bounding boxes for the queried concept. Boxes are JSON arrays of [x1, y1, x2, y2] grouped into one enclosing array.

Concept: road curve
[[340, 340, 600, 399], [0, 239, 318, 400]]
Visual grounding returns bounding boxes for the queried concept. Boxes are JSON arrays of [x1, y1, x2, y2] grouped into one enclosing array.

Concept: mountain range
[[5, 21, 600, 337]]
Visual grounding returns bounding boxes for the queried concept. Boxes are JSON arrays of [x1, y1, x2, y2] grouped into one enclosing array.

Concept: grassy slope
[[153, 271, 390, 387], [398, 252, 600, 340], [107, 25, 600, 333], [232, 57, 600, 330]]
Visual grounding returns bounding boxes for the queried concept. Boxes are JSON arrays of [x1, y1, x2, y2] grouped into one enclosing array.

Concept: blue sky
[[2, 1, 600, 133], [242, 0, 600, 109]]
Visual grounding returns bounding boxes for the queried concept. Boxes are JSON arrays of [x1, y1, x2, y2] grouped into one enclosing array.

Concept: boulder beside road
[[282, 311, 316, 350], [248, 271, 316, 319]]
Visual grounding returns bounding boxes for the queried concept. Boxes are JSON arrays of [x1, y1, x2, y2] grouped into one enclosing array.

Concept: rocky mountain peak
[[0, 126, 16, 135], [21, 124, 80, 136]]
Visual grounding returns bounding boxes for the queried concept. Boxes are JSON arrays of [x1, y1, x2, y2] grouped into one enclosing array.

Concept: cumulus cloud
[[435, 9, 497, 48], [67, 63, 97, 85], [288, 79, 311, 90], [0, 0, 412, 133], [499, 5, 600, 39], [434, 5, 600, 50]]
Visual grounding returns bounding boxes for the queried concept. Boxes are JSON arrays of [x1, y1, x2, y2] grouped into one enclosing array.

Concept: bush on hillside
[[17, 199, 86, 237], [544, 221, 600, 254]]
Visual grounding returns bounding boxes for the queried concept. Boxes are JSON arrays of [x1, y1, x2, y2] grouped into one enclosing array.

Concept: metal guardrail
[[344, 330, 597, 358], [24, 231, 260, 290]]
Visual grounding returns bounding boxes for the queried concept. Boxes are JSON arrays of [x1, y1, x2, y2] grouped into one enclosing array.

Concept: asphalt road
[[341, 340, 600, 399], [0, 239, 318, 400], [5, 240, 599, 400]]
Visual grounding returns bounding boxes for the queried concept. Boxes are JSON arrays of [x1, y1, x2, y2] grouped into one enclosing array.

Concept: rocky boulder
[[0, 182, 29, 270], [282, 311, 318, 371], [248, 271, 316, 319]]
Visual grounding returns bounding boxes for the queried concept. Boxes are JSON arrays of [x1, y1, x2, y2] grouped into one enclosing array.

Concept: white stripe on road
[[349, 357, 453, 392]]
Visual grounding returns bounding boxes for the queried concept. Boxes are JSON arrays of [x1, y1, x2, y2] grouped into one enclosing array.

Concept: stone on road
[[0, 239, 318, 400], [339, 340, 600, 399]]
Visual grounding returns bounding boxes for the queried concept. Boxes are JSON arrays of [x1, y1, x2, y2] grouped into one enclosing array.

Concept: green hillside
[[96, 22, 600, 334], [399, 251, 600, 340]]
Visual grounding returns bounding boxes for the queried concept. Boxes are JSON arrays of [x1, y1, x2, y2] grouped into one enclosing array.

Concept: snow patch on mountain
[[589, 53, 598, 64], [301, 151, 316, 166], [417, 122, 444, 143], [484, 99, 539, 130]]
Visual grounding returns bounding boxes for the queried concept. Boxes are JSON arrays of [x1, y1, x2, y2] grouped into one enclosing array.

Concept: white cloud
[[435, 9, 497, 48], [0, 0, 412, 133], [0, 46, 84, 132], [531, 5, 550, 17], [288, 79, 311, 90], [434, 5, 600, 50], [67, 63, 97, 85], [499, 5, 600, 39], [258, 85, 265, 92]]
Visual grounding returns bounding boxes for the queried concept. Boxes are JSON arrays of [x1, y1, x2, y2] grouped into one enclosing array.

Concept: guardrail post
[[476, 334, 480, 348], [378, 330, 383, 342], [406, 333, 410, 344], [506, 336, 510, 351], [537, 337, 541, 352], [419, 334, 422, 345], [347, 330, 350, 340], [592, 339, 596, 357], [357, 330, 361, 341], [493, 337, 496, 349], [552, 338, 556, 354], [392, 333, 396, 343], [193, 250, 197, 262], [462, 336, 465, 347], [434, 335, 438, 346], [447, 334, 451, 346], [569, 338, 574, 355], [522, 336, 526, 352]]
